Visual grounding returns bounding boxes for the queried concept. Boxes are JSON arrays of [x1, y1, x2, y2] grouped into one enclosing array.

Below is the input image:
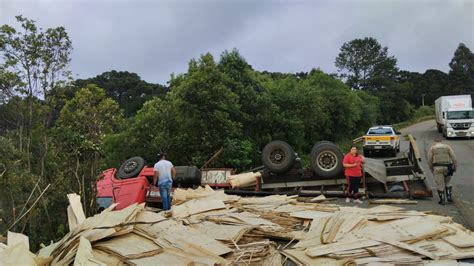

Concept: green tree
[[75, 71, 167, 116], [354, 90, 380, 133], [335, 37, 398, 90], [220, 138, 253, 172], [56, 85, 123, 213], [0, 16, 72, 98], [304, 70, 364, 141], [376, 83, 414, 124], [448, 43, 474, 94], [167, 53, 241, 166], [0, 15, 72, 170], [103, 97, 171, 166], [217, 49, 270, 162], [398, 70, 449, 107]]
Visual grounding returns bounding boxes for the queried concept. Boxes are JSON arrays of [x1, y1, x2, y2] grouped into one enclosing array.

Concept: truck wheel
[[310, 141, 343, 178], [117, 156, 146, 179], [443, 130, 449, 139], [437, 123, 442, 133], [391, 149, 397, 157], [363, 148, 370, 157], [262, 141, 296, 173]]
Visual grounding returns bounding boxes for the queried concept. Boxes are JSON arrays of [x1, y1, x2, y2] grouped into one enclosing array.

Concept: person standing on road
[[428, 138, 457, 205], [153, 151, 176, 211], [343, 146, 365, 204]]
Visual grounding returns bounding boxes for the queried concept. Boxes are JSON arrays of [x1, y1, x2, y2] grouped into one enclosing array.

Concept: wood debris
[[66, 193, 86, 231], [7, 231, 30, 251], [228, 171, 261, 188], [1, 186, 474, 265], [369, 198, 418, 204], [309, 194, 329, 203]]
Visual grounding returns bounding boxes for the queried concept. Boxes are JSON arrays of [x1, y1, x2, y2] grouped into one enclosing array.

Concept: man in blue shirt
[[153, 151, 176, 211]]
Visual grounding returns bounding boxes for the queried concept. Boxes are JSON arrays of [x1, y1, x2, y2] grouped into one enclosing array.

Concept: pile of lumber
[[1, 186, 474, 265]]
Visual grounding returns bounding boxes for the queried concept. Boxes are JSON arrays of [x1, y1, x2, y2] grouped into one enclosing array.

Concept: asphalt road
[[400, 119, 474, 230]]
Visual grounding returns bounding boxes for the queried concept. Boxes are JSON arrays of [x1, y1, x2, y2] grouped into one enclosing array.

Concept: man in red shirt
[[343, 146, 365, 204]]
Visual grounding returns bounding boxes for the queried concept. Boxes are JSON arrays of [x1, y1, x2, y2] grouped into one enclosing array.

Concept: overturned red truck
[[96, 136, 431, 211]]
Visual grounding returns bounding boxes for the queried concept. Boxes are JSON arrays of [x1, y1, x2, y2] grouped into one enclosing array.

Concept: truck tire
[[391, 149, 397, 157], [310, 141, 343, 178], [117, 156, 146, 179], [443, 129, 449, 139], [437, 123, 442, 133], [262, 141, 296, 174], [363, 148, 371, 157]]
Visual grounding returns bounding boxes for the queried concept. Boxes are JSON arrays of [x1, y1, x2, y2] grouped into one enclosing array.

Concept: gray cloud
[[1, 0, 473, 84]]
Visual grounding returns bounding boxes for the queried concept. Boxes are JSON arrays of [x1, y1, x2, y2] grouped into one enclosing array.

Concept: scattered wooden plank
[[306, 239, 380, 257], [190, 221, 251, 243], [74, 237, 105, 266], [7, 231, 29, 251], [290, 210, 334, 220], [369, 199, 418, 204], [0, 242, 37, 266], [442, 223, 474, 248], [171, 198, 226, 218], [283, 248, 348, 265], [67, 193, 86, 231], [128, 247, 222, 265], [374, 238, 440, 260], [93, 233, 161, 259], [309, 194, 328, 203], [6, 186, 474, 265]]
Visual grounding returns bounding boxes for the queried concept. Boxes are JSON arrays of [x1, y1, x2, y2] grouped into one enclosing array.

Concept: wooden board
[[171, 198, 226, 218], [7, 231, 29, 251], [67, 193, 86, 226]]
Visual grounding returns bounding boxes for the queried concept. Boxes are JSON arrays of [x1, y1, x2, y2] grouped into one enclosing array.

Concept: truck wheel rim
[[124, 161, 138, 173], [270, 149, 285, 164], [316, 151, 337, 171]]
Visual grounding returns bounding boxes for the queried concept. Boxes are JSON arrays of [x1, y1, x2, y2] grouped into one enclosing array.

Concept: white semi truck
[[435, 95, 474, 139]]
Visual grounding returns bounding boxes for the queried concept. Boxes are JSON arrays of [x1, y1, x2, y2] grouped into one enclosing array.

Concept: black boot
[[446, 186, 453, 203], [438, 190, 445, 205]]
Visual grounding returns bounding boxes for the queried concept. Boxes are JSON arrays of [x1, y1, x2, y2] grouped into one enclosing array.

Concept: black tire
[[391, 149, 397, 157], [262, 141, 296, 173], [363, 148, 370, 157], [310, 141, 344, 178], [437, 123, 442, 133], [117, 156, 146, 179]]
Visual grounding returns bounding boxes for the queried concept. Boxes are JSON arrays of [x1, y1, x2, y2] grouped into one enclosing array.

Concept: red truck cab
[[96, 157, 203, 211], [96, 166, 155, 210]]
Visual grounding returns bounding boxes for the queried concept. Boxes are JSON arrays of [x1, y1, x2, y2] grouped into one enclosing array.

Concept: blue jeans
[[159, 183, 172, 211]]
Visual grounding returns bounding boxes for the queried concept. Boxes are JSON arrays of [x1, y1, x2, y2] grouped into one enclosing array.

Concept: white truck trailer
[[435, 95, 474, 139]]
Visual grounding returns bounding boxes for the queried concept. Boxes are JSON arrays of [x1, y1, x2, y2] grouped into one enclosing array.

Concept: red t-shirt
[[343, 153, 363, 177]]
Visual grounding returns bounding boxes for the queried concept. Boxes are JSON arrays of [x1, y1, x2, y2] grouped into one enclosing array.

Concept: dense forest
[[1, 16, 473, 250]]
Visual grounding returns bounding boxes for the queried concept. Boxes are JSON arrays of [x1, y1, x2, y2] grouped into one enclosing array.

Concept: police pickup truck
[[363, 126, 401, 157]]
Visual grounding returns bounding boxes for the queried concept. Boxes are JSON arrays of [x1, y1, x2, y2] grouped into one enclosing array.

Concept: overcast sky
[[1, 0, 473, 84]]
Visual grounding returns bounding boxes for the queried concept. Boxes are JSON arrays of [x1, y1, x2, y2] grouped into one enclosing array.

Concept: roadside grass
[[394, 115, 435, 132], [394, 106, 435, 131]]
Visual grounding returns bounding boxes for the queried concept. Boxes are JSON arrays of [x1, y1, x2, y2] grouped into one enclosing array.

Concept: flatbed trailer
[[223, 134, 432, 199]]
